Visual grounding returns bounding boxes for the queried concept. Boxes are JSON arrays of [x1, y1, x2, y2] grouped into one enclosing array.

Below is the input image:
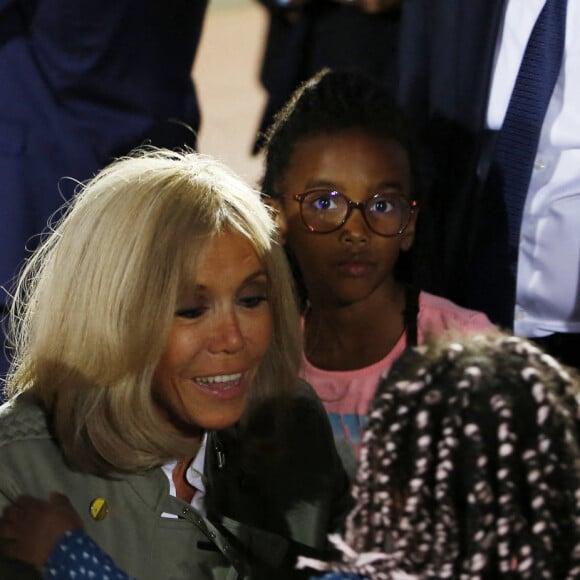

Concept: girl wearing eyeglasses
[[261, 69, 493, 476]]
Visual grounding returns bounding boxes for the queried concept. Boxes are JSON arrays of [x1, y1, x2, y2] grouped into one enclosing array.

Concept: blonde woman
[[0, 149, 351, 579]]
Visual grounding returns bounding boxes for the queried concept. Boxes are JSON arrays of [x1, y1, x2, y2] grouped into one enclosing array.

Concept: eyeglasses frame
[[291, 189, 418, 238]]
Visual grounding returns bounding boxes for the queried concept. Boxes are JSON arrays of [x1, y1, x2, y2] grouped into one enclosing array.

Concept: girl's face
[[152, 231, 273, 437], [277, 128, 416, 308]]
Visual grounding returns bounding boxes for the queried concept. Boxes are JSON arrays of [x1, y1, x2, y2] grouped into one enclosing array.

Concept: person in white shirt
[[397, 0, 580, 369]]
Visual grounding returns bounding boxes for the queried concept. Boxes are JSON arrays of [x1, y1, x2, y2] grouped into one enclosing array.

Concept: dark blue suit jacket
[[397, 0, 524, 328], [0, 0, 208, 303], [254, 0, 401, 152]]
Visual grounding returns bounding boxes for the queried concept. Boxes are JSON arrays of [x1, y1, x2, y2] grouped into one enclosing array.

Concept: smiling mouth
[[194, 373, 243, 390]]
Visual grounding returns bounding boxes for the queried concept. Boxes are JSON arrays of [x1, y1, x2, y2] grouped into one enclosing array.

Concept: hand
[[0, 493, 84, 567]]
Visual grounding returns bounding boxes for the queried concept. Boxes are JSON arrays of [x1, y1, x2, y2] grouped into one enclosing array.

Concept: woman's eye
[[239, 295, 268, 309], [175, 307, 206, 319]]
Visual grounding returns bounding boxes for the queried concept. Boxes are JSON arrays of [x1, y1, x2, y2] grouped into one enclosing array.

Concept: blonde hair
[[6, 148, 301, 474]]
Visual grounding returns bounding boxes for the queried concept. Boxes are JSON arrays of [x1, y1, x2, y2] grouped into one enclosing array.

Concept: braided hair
[[261, 68, 421, 206], [325, 331, 580, 579]]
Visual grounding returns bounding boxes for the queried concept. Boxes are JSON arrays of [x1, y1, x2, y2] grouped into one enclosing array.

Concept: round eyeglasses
[[291, 189, 417, 237]]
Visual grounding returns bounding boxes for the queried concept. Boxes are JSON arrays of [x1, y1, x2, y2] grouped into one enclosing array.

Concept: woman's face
[[278, 128, 416, 308], [152, 230, 273, 436]]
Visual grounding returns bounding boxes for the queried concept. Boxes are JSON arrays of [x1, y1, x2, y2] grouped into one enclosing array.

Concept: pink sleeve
[[464, 311, 495, 331], [417, 293, 495, 338]]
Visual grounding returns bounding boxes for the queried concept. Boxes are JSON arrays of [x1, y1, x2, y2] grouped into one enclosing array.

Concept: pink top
[[301, 292, 493, 463]]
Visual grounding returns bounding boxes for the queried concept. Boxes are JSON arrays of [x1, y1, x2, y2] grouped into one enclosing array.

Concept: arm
[[46, 530, 133, 580], [0, 493, 82, 567], [0, 493, 133, 580]]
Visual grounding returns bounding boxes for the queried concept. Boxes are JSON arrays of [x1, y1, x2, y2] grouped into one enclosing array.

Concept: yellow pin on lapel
[[89, 497, 109, 521]]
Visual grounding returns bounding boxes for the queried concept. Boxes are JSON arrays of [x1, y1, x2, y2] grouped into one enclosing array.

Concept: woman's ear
[[400, 204, 419, 252], [265, 198, 288, 244]]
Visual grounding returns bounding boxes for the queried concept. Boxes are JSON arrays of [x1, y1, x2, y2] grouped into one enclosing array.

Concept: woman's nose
[[209, 312, 244, 354]]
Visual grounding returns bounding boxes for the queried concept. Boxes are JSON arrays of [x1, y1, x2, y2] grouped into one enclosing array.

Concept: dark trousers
[[531, 333, 580, 371]]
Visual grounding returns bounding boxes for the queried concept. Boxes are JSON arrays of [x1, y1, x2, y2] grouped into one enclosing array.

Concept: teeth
[[194, 373, 242, 385]]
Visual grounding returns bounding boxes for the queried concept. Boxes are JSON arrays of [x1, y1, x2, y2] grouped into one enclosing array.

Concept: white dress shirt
[[161, 433, 207, 517], [486, 0, 580, 337]]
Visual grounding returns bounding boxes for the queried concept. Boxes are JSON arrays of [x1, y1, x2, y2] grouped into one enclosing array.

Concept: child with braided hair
[[261, 68, 493, 473], [300, 330, 580, 579]]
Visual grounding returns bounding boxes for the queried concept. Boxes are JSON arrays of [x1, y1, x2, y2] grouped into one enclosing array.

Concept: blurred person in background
[[0, 0, 209, 385], [252, 0, 403, 153], [397, 0, 580, 370]]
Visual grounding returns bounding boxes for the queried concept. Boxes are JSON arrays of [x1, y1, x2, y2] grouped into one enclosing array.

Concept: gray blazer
[[0, 382, 351, 579]]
